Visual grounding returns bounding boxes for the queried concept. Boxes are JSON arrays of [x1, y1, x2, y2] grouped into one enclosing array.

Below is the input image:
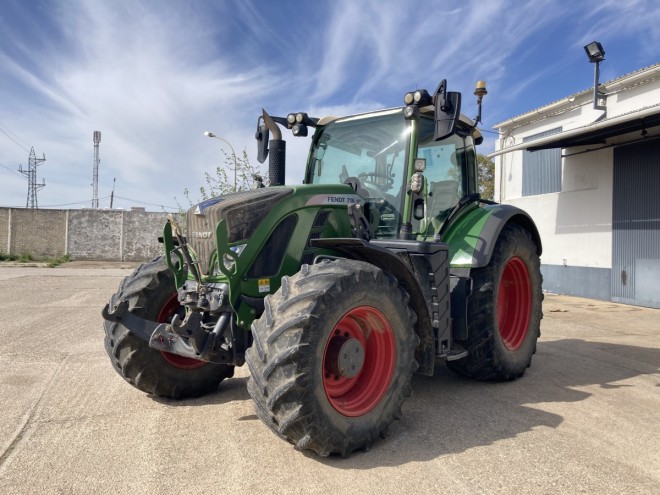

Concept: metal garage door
[[612, 138, 660, 308]]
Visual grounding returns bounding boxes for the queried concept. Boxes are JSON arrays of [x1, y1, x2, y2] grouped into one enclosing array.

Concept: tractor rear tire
[[103, 257, 234, 399], [447, 224, 542, 381], [246, 259, 418, 457]]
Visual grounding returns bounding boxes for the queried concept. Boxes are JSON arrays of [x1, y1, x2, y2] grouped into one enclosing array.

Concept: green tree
[[179, 149, 265, 208], [477, 153, 495, 201]]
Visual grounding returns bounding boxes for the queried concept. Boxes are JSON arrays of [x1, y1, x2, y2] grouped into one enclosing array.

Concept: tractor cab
[[302, 103, 483, 241]]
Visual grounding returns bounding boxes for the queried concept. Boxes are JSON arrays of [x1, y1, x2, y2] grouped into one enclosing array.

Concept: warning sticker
[[258, 278, 270, 293]]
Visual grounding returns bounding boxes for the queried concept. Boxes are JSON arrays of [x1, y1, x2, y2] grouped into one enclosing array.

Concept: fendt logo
[[191, 231, 213, 239]]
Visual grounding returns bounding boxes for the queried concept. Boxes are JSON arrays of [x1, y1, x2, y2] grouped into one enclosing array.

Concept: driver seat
[[427, 180, 459, 235]]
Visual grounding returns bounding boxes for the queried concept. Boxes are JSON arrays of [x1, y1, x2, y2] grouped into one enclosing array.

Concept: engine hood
[[187, 188, 293, 274]]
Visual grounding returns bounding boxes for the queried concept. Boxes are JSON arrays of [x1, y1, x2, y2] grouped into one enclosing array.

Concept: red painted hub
[[497, 257, 532, 351], [158, 294, 206, 370], [322, 306, 396, 417]]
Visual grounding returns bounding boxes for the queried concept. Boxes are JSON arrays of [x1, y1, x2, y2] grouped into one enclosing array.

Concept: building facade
[[491, 64, 660, 309]]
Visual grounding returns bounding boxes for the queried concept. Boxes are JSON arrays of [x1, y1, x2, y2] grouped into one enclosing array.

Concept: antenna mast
[[92, 130, 101, 208], [18, 147, 46, 209]]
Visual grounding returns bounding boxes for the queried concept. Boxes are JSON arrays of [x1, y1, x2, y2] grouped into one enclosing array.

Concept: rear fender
[[443, 203, 542, 341], [443, 203, 542, 268]]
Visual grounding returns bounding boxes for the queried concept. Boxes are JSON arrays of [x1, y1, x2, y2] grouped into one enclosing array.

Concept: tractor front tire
[[448, 224, 542, 381], [246, 259, 418, 457], [103, 257, 234, 399]]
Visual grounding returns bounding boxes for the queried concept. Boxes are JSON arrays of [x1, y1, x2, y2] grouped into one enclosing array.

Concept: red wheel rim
[[158, 294, 206, 370], [322, 306, 396, 417], [497, 257, 532, 351]]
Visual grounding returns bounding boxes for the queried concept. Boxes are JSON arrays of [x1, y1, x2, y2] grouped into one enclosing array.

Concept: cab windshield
[[308, 109, 410, 238]]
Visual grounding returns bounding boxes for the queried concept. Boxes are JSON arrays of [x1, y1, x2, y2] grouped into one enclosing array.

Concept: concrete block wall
[[123, 210, 169, 261], [67, 210, 125, 261], [0, 207, 174, 261], [0, 209, 8, 253]]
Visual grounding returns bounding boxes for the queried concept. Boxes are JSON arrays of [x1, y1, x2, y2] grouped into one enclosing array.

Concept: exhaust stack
[[260, 110, 286, 186]]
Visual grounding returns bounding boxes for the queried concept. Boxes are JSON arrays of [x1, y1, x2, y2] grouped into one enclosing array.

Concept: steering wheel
[[344, 176, 401, 237], [358, 172, 394, 189]]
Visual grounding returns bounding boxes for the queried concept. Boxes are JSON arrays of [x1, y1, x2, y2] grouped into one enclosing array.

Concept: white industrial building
[[490, 62, 660, 309]]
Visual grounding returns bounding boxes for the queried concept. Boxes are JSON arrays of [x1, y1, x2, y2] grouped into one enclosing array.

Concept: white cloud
[[0, 0, 282, 210], [0, 0, 657, 211]]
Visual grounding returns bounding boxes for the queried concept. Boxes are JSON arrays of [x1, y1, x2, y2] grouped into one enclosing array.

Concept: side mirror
[[433, 79, 461, 141], [255, 116, 270, 164], [434, 91, 461, 141]]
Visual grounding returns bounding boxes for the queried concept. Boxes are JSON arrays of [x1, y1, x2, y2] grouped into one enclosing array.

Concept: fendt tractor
[[102, 79, 543, 457]]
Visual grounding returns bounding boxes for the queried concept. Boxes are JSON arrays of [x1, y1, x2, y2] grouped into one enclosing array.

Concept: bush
[[0, 252, 70, 266], [48, 254, 71, 268]]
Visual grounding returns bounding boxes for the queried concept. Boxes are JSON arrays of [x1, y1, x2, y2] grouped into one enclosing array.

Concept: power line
[[1, 196, 112, 209], [0, 125, 30, 152], [0, 160, 24, 179], [114, 195, 178, 210], [1, 193, 178, 211], [38, 196, 111, 207]]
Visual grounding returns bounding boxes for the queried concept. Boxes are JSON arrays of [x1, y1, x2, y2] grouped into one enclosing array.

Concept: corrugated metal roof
[[494, 62, 660, 128]]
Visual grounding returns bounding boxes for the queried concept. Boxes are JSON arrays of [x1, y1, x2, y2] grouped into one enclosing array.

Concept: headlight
[[410, 172, 424, 193], [223, 244, 246, 272], [222, 252, 236, 271]]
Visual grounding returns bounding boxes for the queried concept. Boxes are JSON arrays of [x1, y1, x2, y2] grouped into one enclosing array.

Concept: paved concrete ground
[[0, 263, 658, 494]]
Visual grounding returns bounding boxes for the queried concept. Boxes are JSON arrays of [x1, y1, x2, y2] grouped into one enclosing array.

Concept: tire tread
[[103, 257, 233, 399]]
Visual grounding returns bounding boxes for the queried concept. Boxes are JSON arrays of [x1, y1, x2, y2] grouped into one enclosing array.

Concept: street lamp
[[583, 41, 606, 111], [203, 131, 238, 191]]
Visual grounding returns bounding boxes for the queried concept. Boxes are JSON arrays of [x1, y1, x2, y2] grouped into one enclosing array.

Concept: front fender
[[443, 203, 542, 268]]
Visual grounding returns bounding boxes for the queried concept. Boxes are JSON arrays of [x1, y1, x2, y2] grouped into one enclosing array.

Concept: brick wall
[[8, 208, 66, 258]]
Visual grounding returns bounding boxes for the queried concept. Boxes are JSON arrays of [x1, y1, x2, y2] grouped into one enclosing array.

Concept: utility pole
[[92, 131, 101, 208], [18, 147, 46, 209], [110, 178, 116, 209]]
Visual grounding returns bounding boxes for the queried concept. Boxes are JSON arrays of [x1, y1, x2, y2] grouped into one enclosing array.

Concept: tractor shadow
[[152, 376, 251, 407], [317, 338, 660, 468], [151, 338, 659, 467]]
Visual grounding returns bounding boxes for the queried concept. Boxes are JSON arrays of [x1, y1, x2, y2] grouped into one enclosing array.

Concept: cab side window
[[417, 133, 465, 221]]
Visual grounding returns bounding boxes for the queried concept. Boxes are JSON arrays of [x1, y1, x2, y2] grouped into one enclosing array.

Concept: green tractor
[[102, 79, 543, 457]]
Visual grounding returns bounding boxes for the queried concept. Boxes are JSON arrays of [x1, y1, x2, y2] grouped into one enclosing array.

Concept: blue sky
[[0, 0, 658, 211]]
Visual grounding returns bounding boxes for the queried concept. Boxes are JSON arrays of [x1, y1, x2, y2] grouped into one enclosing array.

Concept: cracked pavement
[[0, 264, 658, 494]]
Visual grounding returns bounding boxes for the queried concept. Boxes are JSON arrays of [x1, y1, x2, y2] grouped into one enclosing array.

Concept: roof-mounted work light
[[584, 41, 605, 63], [403, 89, 432, 120], [583, 41, 606, 110], [285, 112, 320, 137]]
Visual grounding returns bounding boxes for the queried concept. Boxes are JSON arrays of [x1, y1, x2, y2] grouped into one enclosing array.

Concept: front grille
[[187, 188, 293, 274], [300, 209, 330, 267], [313, 211, 330, 228]]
